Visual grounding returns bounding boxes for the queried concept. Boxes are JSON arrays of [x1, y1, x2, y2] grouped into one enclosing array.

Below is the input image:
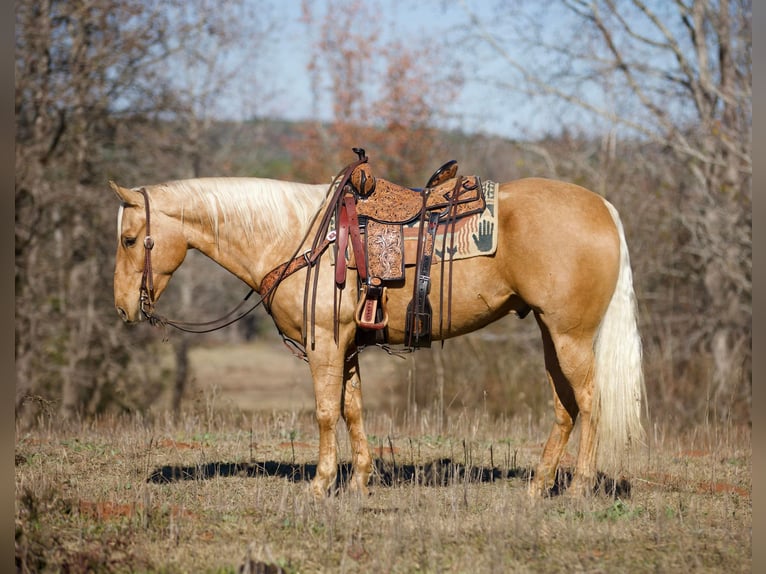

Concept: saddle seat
[[351, 163, 484, 225]]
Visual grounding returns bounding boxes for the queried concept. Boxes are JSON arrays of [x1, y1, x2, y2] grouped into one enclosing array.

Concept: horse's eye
[[123, 237, 137, 248]]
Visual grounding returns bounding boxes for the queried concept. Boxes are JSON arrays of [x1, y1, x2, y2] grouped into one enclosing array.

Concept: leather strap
[[335, 203, 349, 285], [335, 193, 368, 286], [304, 153, 370, 347], [405, 192, 440, 347], [344, 195, 367, 282], [260, 235, 333, 308], [438, 176, 463, 339], [139, 188, 155, 316]]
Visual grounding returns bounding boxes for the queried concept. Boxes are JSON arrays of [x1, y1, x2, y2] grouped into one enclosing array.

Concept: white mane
[[116, 203, 124, 242], [152, 177, 327, 246]]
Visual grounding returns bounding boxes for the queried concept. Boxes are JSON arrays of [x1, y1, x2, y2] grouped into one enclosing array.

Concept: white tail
[[594, 200, 646, 474]]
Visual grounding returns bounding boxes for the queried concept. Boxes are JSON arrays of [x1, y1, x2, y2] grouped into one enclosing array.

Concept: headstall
[[138, 188, 156, 320], [131, 188, 324, 337], [133, 188, 262, 333]]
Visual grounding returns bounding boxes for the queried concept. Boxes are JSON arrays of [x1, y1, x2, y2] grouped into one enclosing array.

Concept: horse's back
[[498, 177, 617, 235]]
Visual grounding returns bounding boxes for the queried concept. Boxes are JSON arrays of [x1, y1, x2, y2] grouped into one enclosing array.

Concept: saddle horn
[[352, 147, 367, 161]]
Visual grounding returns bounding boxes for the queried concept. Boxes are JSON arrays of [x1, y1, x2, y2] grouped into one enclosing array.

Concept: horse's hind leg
[[529, 314, 579, 496], [566, 344, 599, 497], [340, 348, 372, 495], [530, 315, 599, 497]]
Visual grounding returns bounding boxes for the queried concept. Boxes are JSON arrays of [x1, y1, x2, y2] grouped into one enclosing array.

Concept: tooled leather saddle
[[260, 148, 486, 351], [336, 148, 485, 348]]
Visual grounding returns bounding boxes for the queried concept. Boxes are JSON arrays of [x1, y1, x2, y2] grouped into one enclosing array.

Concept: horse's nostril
[[116, 306, 128, 321]]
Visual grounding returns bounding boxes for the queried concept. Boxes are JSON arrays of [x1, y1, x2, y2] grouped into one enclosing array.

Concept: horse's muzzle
[[115, 305, 142, 324]]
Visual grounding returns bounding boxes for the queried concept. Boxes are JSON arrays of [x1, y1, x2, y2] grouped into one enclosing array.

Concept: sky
[[201, 0, 697, 142], [231, 0, 551, 140]]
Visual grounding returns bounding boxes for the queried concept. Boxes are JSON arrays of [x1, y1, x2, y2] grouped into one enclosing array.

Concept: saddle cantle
[[336, 149, 485, 348]]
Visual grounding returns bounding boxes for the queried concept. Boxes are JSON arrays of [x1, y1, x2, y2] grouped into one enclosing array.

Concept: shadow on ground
[[147, 458, 631, 497]]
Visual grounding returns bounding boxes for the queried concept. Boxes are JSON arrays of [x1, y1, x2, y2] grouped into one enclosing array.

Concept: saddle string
[[437, 175, 464, 341]]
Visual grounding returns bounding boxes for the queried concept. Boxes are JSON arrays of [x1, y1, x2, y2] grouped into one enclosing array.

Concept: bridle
[[132, 181, 339, 337], [135, 187, 265, 333]]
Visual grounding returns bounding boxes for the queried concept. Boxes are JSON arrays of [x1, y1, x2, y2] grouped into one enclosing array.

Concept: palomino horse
[[111, 171, 644, 497]]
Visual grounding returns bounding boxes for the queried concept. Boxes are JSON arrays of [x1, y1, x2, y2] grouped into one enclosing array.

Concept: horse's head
[[111, 181, 187, 323]]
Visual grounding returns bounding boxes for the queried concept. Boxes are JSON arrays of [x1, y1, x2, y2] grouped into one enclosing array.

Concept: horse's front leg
[[341, 348, 372, 495], [308, 352, 345, 497]]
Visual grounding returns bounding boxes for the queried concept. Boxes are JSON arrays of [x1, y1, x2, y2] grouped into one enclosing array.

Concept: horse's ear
[[109, 181, 143, 206]]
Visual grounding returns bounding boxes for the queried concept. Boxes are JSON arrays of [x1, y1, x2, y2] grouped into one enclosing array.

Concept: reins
[[302, 151, 370, 347]]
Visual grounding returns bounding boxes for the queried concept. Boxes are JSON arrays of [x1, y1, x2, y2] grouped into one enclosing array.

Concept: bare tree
[[15, 0, 274, 421], [145, 1, 276, 416], [295, 0, 463, 185], [462, 0, 751, 422], [16, 0, 180, 419]]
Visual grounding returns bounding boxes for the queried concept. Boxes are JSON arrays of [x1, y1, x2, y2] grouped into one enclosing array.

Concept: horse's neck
[[162, 178, 327, 289]]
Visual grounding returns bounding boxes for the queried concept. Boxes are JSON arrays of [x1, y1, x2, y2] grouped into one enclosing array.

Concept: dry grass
[[15, 396, 751, 573], [15, 340, 751, 572]]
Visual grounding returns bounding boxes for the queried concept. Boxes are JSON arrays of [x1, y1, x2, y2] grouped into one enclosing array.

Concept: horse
[[110, 170, 644, 497]]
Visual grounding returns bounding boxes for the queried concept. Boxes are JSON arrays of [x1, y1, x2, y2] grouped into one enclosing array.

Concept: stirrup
[[354, 279, 388, 330]]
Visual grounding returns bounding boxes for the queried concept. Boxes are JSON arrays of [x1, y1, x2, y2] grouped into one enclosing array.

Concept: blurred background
[[15, 0, 751, 431]]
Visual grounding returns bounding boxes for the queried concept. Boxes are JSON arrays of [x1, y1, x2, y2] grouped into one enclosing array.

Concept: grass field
[[15, 342, 751, 573]]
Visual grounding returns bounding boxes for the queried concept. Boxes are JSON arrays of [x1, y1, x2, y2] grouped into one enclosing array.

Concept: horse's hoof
[[309, 479, 331, 499], [565, 478, 594, 498], [527, 479, 550, 498]]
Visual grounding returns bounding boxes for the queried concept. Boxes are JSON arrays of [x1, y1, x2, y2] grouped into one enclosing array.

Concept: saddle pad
[[401, 179, 498, 264]]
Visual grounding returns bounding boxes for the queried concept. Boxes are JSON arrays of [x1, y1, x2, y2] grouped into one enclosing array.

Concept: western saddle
[[336, 149, 485, 348], [260, 148, 486, 350]]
